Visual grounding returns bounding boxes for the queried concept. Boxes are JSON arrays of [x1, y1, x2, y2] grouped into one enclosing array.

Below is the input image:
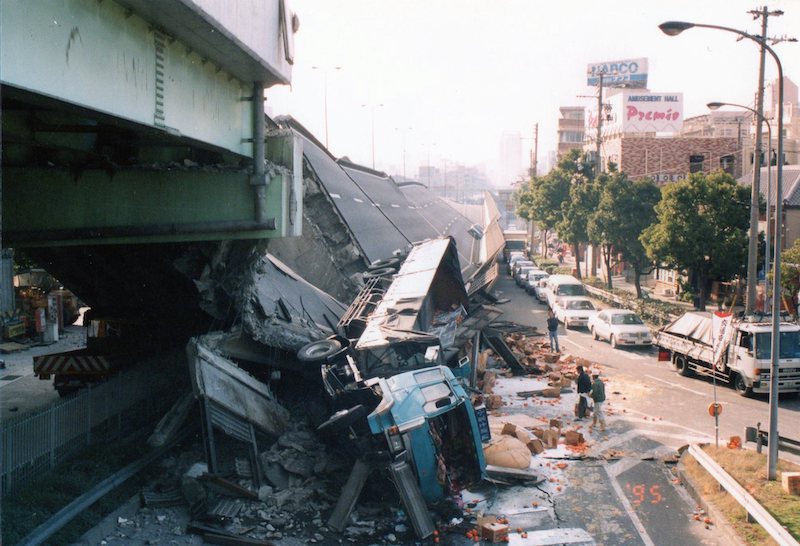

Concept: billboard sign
[[621, 91, 683, 133], [587, 58, 648, 88]]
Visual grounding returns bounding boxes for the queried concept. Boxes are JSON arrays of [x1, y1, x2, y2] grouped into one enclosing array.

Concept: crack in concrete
[[534, 483, 563, 525]]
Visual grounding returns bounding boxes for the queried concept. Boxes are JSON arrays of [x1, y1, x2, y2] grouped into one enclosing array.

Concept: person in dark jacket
[[546, 310, 560, 352], [575, 365, 592, 419]]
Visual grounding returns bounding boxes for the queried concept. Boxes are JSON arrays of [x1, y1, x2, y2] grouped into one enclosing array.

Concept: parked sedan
[[588, 309, 652, 348], [515, 266, 538, 286], [525, 271, 549, 295], [552, 296, 598, 329], [533, 278, 549, 303]]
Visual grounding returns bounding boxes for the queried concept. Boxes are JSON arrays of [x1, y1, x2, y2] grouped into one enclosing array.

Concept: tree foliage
[[556, 171, 600, 279], [779, 238, 800, 311], [640, 171, 750, 310], [588, 173, 660, 294]]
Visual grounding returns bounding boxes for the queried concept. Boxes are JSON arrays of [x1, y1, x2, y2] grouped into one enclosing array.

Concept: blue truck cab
[[366, 365, 486, 502]]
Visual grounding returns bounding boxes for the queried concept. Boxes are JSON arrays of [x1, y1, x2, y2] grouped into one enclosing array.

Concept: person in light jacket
[[590, 370, 606, 431]]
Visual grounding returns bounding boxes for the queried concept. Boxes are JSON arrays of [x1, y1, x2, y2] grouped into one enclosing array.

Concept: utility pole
[[531, 123, 539, 177], [596, 72, 604, 177], [744, 6, 770, 315]]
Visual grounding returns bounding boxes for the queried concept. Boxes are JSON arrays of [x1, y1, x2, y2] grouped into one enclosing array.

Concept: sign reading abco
[[587, 58, 648, 88]]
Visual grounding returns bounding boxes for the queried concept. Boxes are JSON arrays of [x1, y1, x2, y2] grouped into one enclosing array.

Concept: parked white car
[[515, 265, 538, 286], [533, 278, 549, 302], [507, 254, 528, 274], [545, 274, 586, 309], [553, 296, 598, 329], [525, 270, 549, 294], [588, 309, 652, 348], [511, 260, 535, 279]]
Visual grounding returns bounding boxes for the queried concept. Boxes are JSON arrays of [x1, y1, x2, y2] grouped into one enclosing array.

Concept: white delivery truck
[[654, 311, 800, 396]]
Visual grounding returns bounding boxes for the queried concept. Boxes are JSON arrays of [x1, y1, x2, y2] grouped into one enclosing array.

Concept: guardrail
[[745, 423, 800, 457], [687, 444, 799, 546]]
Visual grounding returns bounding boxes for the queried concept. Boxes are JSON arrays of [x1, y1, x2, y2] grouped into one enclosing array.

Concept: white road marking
[[330, 193, 341, 199], [353, 197, 363, 203], [644, 374, 707, 396], [0, 375, 27, 388], [604, 460, 657, 546], [561, 338, 582, 349]]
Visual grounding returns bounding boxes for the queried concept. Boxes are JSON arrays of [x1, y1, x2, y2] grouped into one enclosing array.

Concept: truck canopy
[[660, 311, 713, 346]]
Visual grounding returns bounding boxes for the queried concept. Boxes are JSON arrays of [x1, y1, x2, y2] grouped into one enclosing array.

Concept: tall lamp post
[[361, 103, 383, 169], [311, 65, 342, 149], [660, 20, 786, 480], [707, 101, 773, 313]]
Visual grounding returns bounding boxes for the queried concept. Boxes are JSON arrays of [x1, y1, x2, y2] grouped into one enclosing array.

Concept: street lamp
[[662, 21, 762, 316], [394, 126, 413, 180], [361, 103, 383, 170], [707, 101, 773, 313], [311, 65, 342, 149], [661, 19, 786, 480]]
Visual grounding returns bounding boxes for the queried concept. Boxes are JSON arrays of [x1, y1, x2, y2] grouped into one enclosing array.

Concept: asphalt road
[[486, 270, 799, 545]]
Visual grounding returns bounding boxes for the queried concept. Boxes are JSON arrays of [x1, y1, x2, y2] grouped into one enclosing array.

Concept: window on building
[[720, 155, 735, 175], [559, 131, 584, 143], [689, 155, 704, 173]]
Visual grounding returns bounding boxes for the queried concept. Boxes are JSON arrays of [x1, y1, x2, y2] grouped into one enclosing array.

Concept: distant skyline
[[266, 0, 800, 185]]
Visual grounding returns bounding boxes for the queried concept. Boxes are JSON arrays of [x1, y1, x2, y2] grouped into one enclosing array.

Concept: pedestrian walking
[[546, 310, 560, 353], [590, 370, 606, 431], [575, 365, 591, 420]]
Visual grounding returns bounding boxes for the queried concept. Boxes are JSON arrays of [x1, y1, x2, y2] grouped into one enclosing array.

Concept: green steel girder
[[3, 167, 294, 247]]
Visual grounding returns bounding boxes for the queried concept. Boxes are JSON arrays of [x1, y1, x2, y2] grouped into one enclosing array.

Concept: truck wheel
[[672, 355, 692, 377], [297, 339, 342, 363], [733, 374, 753, 397], [610, 335, 618, 349]]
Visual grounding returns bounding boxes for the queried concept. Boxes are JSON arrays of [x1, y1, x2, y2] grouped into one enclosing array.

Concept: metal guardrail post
[[688, 444, 799, 545]]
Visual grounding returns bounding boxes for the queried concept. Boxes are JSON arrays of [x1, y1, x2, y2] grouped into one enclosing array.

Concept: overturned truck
[[187, 237, 499, 539], [297, 237, 498, 538]]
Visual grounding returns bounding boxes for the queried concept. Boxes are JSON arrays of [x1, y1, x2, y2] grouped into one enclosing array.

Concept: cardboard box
[[782, 472, 800, 496], [527, 438, 545, 454], [542, 428, 560, 449], [564, 430, 585, 446], [481, 522, 509, 543], [502, 423, 518, 436], [542, 387, 561, 398]]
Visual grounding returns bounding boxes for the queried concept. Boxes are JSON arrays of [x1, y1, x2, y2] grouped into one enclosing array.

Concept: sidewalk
[[0, 325, 87, 420]]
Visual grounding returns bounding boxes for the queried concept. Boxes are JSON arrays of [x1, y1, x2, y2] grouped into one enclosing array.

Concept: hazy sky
[[266, 0, 800, 185]]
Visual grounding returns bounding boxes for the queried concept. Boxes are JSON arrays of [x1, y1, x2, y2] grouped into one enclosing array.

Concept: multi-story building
[[498, 132, 523, 187], [557, 106, 586, 158]]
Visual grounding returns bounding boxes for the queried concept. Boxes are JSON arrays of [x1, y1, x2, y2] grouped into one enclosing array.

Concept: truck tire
[[672, 355, 692, 377], [732, 373, 753, 397], [297, 339, 342, 363]]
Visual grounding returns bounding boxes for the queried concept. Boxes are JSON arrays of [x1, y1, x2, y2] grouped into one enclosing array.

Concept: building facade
[[557, 106, 586, 158]]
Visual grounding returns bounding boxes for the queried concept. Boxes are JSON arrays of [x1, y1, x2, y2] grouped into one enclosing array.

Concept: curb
[[676, 452, 747, 546]]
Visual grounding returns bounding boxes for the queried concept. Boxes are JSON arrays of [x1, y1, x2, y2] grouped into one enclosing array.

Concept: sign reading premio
[[587, 58, 648, 88], [621, 91, 683, 133]]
